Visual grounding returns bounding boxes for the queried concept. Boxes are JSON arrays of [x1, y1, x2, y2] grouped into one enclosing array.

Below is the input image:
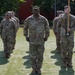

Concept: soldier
[[58, 5, 75, 67], [53, 10, 63, 53], [7, 11, 19, 50], [24, 6, 50, 74], [0, 12, 16, 58], [10, 11, 19, 32]]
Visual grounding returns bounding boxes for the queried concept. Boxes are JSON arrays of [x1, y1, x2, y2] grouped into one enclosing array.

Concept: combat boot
[[63, 58, 68, 67], [5, 53, 10, 59], [67, 59, 73, 68], [67, 63, 73, 68], [37, 69, 41, 75], [31, 69, 36, 74], [56, 47, 61, 53]]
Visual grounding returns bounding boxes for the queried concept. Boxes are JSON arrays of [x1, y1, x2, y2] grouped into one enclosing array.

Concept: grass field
[[0, 28, 75, 75]]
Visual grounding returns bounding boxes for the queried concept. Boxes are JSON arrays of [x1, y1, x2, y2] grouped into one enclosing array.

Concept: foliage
[[33, 0, 54, 17], [56, 0, 75, 15], [33, 0, 75, 16], [0, 0, 25, 15]]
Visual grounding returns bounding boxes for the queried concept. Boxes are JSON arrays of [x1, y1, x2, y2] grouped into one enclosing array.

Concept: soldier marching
[[23, 6, 50, 74], [0, 4, 75, 75], [0, 12, 16, 58], [53, 10, 63, 53], [57, 5, 75, 67]]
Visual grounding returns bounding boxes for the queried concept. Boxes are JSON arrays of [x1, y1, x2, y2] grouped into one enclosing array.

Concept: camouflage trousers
[[61, 36, 74, 65], [29, 43, 45, 70], [12, 34, 16, 50], [2, 35, 15, 54], [55, 33, 61, 51]]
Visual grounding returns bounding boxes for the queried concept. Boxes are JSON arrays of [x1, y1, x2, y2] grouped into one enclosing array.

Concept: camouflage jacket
[[53, 16, 60, 33], [24, 15, 50, 44], [58, 13, 75, 37], [11, 17, 19, 32], [0, 18, 16, 37]]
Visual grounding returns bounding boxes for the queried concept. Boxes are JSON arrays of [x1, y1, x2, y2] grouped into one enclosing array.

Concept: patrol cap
[[7, 11, 12, 14], [64, 5, 70, 9], [32, 5, 40, 10], [57, 10, 63, 14], [5, 12, 11, 16], [57, 10, 64, 16]]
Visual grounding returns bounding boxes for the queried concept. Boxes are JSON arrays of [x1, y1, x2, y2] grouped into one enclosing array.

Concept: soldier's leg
[[2, 37, 8, 57], [29, 44, 37, 73], [67, 42, 74, 67], [55, 34, 58, 50], [3, 40, 7, 52], [13, 35, 16, 49], [36, 44, 44, 74], [12, 35, 16, 50], [6, 36, 13, 58], [11, 36, 16, 52], [56, 35, 61, 52], [61, 50, 68, 67], [61, 40, 68, 67], [3, 41, 8, 57]]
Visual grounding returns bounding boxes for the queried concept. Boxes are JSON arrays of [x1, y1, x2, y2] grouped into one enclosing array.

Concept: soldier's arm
[[0, 24, 1, 35], [70, 16, 75, 31], [57, 18, 62, 32], [12, 21, 16, 35], [0, 21, 3, 35], [23, 19, 29, 38], [44, 18, 50, 40], [16, 17, 20, 31], [53, 18, 57, 34]]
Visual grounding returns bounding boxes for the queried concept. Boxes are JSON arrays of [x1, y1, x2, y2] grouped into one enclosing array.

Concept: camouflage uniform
[[12, 16, 19, 32], [53, 17, 61, 52], [11, 17, 19, 50], [24, 15, 50, 70], [58, 13, 75, 67], [53, 10, 63, 53], [0, 18, 16, 58], [7, 11, 20, 50]]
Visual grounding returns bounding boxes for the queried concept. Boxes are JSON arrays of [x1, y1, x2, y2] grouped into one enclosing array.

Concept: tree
[[0, 0, 25, 15], [33, 0, 54, 19], [33, 0, 75, 16], [57, 0, 75, 15], [33, 0, 54, 26]]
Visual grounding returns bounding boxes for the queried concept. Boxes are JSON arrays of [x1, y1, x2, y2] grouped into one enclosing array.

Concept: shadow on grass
[[29, 72, 41, 75], [23, 51, 31, 68], [59, 67, 74, 75], [0, 51, 9, 65], [51, 50, 75, 75], [50, 50, 63, 66]]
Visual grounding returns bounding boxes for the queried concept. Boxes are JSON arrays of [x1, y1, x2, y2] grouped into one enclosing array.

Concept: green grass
[[0, 28, 75, 75]]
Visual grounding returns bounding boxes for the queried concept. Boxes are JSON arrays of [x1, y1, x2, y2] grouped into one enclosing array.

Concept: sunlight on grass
[[0, 28, 75, 75]]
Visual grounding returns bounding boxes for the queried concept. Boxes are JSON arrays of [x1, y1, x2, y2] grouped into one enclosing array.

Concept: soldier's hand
[[67, 28, 71, 32], [44, 38, 47, 41], [26, 37, 29, 42]]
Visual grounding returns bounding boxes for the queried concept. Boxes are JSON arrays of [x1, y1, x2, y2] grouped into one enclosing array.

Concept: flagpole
[[54, 0, 57, 17], [67, 0, 70, 29]]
